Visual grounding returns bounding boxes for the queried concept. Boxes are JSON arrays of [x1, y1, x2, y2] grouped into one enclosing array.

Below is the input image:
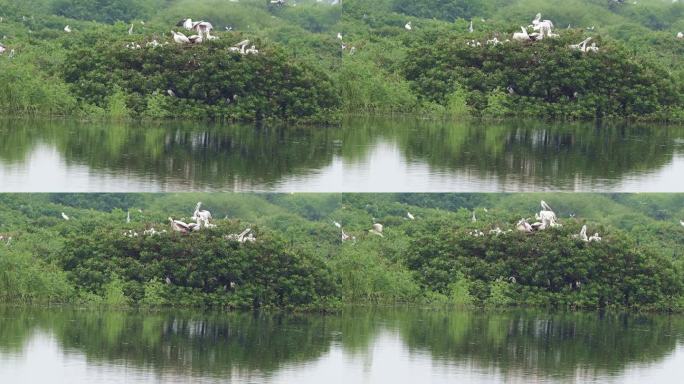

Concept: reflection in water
[[0, 119, 683, 191], [1, 307, 684, 383]]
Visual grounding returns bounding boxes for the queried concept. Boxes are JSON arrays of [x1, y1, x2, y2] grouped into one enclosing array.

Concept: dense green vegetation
[[1, 193, 683, 311], [0, 0, 683, 121]]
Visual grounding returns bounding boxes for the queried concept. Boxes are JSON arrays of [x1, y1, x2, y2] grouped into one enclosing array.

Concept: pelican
[[468, 20, 473, 33], [193, 202, 212, 224], [171, 31, 190, 44], [369, 223, 384, 237], [678, 32, 683, 39], [407, 212, 415, 220], [405, 21, 412, 31], [205, 30, 219, 41], [128, 24, 134, 35], [513, 27, 530, 41], [61, 212, 70, 221], [573, 225, 589, 242], [516, 218, 533, 233], [188, 32, 203, 44], [569, 37, 592, 51], [193, 21, 213, 34], [245, 45, 259, 54], [588, 233, 602, 242], [64, 25, 72, 33], [229, 39, 250, 53], [169, 217, 191, 233]]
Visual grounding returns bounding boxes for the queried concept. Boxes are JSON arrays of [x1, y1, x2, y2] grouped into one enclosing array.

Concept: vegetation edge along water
[[0, 0, 683, 123], [1, 193, 684, 313]]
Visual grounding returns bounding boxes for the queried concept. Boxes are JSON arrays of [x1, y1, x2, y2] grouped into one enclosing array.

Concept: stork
[[64, 25, 72, 33], [405, 21, 412, 31], [61, 212, 70, 221], [407, 212, 415, 220]]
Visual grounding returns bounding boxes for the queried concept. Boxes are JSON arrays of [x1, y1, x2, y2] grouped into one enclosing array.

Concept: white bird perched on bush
[[333, 221, 341, 228], [588, 232, 602, 242], [405, 21, 412, 30], [468, 20, 473, 33], [61, 212, 70, 220], [171, 31, 190, 44], [128, 24, 134, 35], [573, 225, 589, 242], [64, 25, 72, 33], [169, 217, 191, 233], [677, 32, 683, 39], [193, 202, 212, 224], [512, 26, 530, 41], [680, 220, 684, 227], [337, 32, 343, 40], [407, 212, 415, 220], [369, 223, 383, 237]]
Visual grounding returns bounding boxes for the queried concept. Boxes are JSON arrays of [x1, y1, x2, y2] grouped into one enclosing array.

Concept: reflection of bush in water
[[2, 307, 684, 379], [397, 310, 682, 376], [1, 119, 682, 188]]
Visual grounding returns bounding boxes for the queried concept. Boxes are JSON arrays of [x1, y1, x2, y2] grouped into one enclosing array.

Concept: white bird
[[574, 225, 589, 242], [337, 32, 343, 40], [679, 220, 684, 227], [165, 276, 172, 285], [188, 32, 204, 44], [369, 223, 384, 237], [405, 21, 412, 31], [471, 210, 477, 222], [516, 219, 533, 233], [468, 20, 473, 33], [205, 30, 219, 40], [193, 21, 213, 34], [407, 212, 415, 220], [61, 212, 70, 221], [0, 44, 5, 54], [64, 25, 72, 33], [513, 26, 530, 41], [167, 89, 176, 97], [193, 202, 212, 224], [245, 45, 259, 54], [588, 233, 602, 242], [171, 30, 190, 44], [569, 37, 592, 51], [169, 217, 191, 233], [126, 210, 131, 223], [677, 32, 683, 39], [333, 221, 342, 228], [341, 229, 351, 242], [128, 24, 134, 35]]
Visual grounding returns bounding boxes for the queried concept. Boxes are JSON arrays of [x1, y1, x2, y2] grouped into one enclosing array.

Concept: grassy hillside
[[1, 193, 683, 311]]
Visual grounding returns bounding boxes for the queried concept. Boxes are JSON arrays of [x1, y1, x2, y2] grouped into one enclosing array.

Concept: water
[[1, 118, 683, 192], [1, 307, 683, 383]]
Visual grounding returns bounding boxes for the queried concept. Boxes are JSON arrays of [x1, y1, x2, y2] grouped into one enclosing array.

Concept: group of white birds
[[329, 200, 608, 245], [171, 18, 219, 45], [337, 32, 356, 55], [168, 202, 216, 233]]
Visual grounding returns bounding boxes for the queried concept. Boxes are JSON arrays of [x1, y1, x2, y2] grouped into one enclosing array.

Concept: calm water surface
[[1, 118, 683, 192], [1, 307, 684, 383]]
